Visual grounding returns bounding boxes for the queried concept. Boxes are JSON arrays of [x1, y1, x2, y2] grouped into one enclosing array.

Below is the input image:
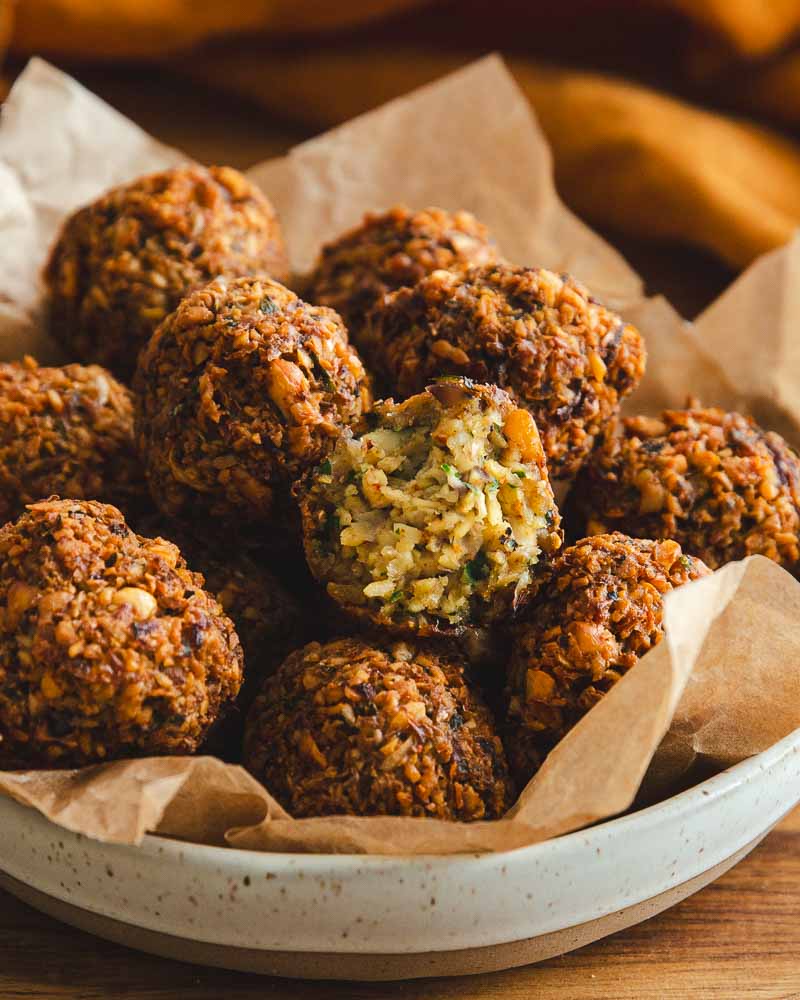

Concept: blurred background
[[4, 0, 800, 316]]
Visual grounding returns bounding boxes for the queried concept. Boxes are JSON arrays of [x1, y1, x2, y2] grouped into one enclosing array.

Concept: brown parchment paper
[[1, 55, 800, 855]]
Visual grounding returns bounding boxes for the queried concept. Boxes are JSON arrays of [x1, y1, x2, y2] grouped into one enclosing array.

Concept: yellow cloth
[[6, 1, 800, 269]]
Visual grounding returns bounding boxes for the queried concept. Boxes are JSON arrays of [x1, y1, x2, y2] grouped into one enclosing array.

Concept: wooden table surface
[[2, 59, 793, 1000], [1, 807, 797, 998]]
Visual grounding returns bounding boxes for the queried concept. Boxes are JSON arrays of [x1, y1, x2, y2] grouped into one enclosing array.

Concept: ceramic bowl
[[1, 728, 799, 981]]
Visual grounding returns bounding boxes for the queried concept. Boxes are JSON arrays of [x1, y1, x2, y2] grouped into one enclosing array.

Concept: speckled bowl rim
[[3, 725, 800, 965], [137, 725, 800, 865]]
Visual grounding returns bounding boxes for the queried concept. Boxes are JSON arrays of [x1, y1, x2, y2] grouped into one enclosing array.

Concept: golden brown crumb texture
[[244, 636, 514, 820]]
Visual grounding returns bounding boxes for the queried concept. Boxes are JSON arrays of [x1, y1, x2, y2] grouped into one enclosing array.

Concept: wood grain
[[0, 806, 797, 999]]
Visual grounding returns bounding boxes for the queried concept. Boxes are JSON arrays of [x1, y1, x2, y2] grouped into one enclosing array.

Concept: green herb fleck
[[487, 479, 500, 492], [441, 463, 460, 479], [513, 470, 527, 479], [259, 297, 278, 314], [319, 459, 332, 476], [389, 590, 404, 604]]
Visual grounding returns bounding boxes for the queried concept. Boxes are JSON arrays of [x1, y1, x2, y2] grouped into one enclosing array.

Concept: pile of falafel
[[1, 164, 797, 824]]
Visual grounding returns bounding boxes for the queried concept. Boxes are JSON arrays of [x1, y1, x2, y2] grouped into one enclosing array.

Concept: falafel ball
[[184, 536, 308, 759], [45, 165, 289, 380], [134, 276, 372, 535], [362, 264, 647, 481], [305, 206, 499, 343], [0, 499, 243, 768], [0, 356, 150, 526], [132, 512, 307, 685], [243, 636, 514, 820], [568, 406, 800, 572], [297, 378, 562, 637], [131, 512, 309, 761], [504, 533, 710, 784], [194, 547, 305, 681]]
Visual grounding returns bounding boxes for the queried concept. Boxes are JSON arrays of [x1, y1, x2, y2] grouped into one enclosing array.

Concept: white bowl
[[2, 728, 800, 981]]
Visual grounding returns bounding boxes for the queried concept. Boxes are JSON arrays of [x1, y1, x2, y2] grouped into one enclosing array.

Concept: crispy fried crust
[[0, 356, 150, 526], [568, 407, 800, 571], [297, 379, 562, 638], [363, 264, 646, 480], [243, 636, 514, 820], [133, 512, 306, 687], [0, 499, 243, 768], [177, 532, 307, 760], [134, 276, 371, 534], [45, 165, 289, 380], [131, 512, 309, 761], [305, 206, 499, 343], [194, 548, 304, 682], [504, 533, 710, 785]]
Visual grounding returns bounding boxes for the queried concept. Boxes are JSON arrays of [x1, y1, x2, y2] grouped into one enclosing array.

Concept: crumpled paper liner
[[0, 56, 799, 855]]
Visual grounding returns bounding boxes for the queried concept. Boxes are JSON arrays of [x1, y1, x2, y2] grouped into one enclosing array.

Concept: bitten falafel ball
[[504, 533, 710, 784], [568, 406, 800, 572], [0, 356, 150, 526], [134, 276, 371, 534], [305, 206, 499, 343], [362, 264, 646, 481], [243, 636, 514, 820], [45, 165, 289, 380], [297, 378, 562, 637], [0, 499, 243, 768]]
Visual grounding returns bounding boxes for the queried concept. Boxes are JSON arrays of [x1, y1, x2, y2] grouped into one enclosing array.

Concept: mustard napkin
[[7, 1, 800, 269]]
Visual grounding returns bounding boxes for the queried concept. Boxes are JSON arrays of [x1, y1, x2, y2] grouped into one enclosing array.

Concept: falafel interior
[[299, 379, 562, 633]]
